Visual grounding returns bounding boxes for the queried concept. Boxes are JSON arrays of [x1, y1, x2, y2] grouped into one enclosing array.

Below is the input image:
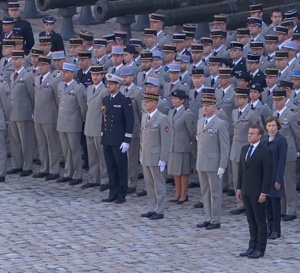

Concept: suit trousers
[[199, 171, 222, 224], [128, 137, 139, 188], [0, 130, 7, 177], [59, 132, 82, 179], [86, 136, 108, 185], [103, 145, 128, 199], [281, 161, 297, 216], [142, 165, 166, 214], [266, 197, 281, 234], [9, 120, 33, 171], [243, 194, 267, 252], [35, 123, 60, 174], [231, 160, 244, 209]]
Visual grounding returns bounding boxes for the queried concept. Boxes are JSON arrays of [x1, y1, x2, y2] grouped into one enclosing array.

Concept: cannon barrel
[[37, 0, 98, 11], [161, 0, 299, 26], [94, 0, 222, 22]]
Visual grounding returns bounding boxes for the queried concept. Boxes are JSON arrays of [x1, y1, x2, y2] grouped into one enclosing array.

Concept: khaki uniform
[[0, 57, 14, 84]]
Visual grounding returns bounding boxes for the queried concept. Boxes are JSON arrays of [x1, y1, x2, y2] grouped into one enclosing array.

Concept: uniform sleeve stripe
[[125, 133, 132, 138]]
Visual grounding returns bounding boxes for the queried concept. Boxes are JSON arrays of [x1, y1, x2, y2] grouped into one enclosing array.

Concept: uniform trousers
[[103, 145, 128, 200], [296, 158, 300, 188], [0, 130, 7, 177], [35, 123, 60, 174], [265, 197, 281, 234], [32, 125, 39, 160], [59, 132, 82, 179], [190, 139, 199, 183], [9, 120, 33, 171], [81, 122, 88, 166], [86, 136, 108, 185], [281, 161, 297, 216], [128, 137, 139, 188], [231, 160, 244, 209], [199, 171, 222, 224], [142, 165, 166, 214]]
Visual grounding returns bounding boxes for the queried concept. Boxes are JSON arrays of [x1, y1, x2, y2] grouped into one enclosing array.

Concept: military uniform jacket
[[278, 67, 292, 83], [251, 100, 272, 127], [188, 61, 209, 77], [164, 81, 189, 108], [52, 69, 62, 82], [101, 92, 134, 146], [140, 109, 170, 166], [0, 80, 12, 130], [204, 75, 220, 89], [251, 70, 267, 88], [155, 66, 170, 82], [34, 73, 59, 124], [136, 69, 165, 95], [232, 58, 247, 76], [107, 64, 122, 77], [57, 80, 87, 133], [259, 56, 275, 73], [196, 115, 230, 172], [188, 88, 203, 120], [27, 65, 39, 76], [180, 71, 193, 89], [120, 84, 143, 138], [230, 105, 261, 162], [214, 45, 230, 59], [157, 97, 170, 116], [76, 68, 93, 88], [198, 108, 228, 124], [39, 31, 64, 52], [242, 44, 251, 59], [91, 54, 112, 74], [167, 107, 195, 153], [84, 83, 108, 137], [274, 108, 300, 162], [10, 68, 34, 121], [157, 31, 172, 49], [0, 57, 14, 84], [287, 91, 300, 112], [13, 17, 34, 55], [261, 87, 275, 110]]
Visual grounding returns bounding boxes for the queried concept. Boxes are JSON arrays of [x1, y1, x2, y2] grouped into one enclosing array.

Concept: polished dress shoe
[[177, 195, 188, 204], [69, 179, 83, 186], [239, 248, 255, 257], [282, 215, 297, 221], [81, 182, 98, 189], [32, 172, 48, 178], [20, 170, 33, 177], [99, 184, 109, 192], [141, 211, 154, 218], [166, 177, 174, 184], [137, 190, 147, 197], [127, 187, 136, 194], [7, 168, 23, 175], [45, 174, 60, 181], [268, 232, 280, 240], [230, 208, 245, 215], [227, 189, 235, 196], [149, 212, 164, 220], [56, 177, 72, 183], [193, 202, 203, 208], [0, 177, 5, 182], [114, 198, 126, 204], [137, 173, 144, 180], [248, 249, 264, 259], [196, 221, 210, 228], [188, 182, 200, 188], [205, 223, 220, 230], [101, 197, 116, 202]]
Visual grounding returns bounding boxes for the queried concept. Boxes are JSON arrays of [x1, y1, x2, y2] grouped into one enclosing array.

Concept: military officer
[[114, 31, 127, 47], [91, 39, 112, 73], [79, 31, 94, 53], [211, 14, 234, 47], [211, 29, 230, 59], [196, 89, 230, 230], [275, 26, 289, 50], [130, 38, 143, 66], [176, 54, 193, 88], [143, 28, 159, 52], [161, 44, 177, 72], [123, 45, 141, 81], [182, 24, 196, 53], [262, 35, 278, 68], [140, 85, 170, 220], [230, 41, 247, 76], [189, 44, 209, 76], [249, 3, 271, 37], [262, 68, 279, 110], [236, 28, 251, 59], [27, 48, 44, 76], [174, 33, 190, 56], [107, 46, 124, 76], [32, 56, 60, 181], [0, 39, 15, 84], [56, 63, 87, 185], [0, 17, 15, 59], [152, 51, 170, 82], [149, 13, 172, 49], [102, 33, 116, 57], [82, 65, 109, 191], [290, 70, 300, 112], [248, 17, 265, 42], [204, 56, 222, 88], [66, 38, 83, 68], [250, 41, 274, 73], [7, 50, 34, 177], [101, 74, 134, 204], [235, 71, 252, 88], [52, 51, 65, 81], [276, 50, 291, 82], [246, 52, 267, 88]]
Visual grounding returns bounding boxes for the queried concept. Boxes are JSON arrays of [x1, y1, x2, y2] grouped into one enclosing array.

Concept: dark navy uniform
[[231, 58, 247, 76], [39, 31, 64, 52], [13, 18, 34, 55], [77, 68, 93, 88], [251, 70, 267, 88]]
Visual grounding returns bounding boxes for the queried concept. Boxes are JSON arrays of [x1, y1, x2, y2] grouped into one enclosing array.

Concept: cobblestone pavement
[[0, 162, 299, 273]]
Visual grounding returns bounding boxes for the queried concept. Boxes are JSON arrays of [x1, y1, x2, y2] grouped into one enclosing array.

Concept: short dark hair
[[271, 8, 283, 17], [250, 124, 264, 137], [265, 116, 281, 130]]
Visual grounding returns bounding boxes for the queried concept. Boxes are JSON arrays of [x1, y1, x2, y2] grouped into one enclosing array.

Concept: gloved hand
[[217, 167, 225, 179], [158, 160, 166, 172], [120, 142, 130, 153]]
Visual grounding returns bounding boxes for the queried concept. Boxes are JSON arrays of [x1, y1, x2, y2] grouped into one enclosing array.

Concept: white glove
[[217, 167, 225, 179], [158, 160, 166, 172], [120, 142, 130, 153]]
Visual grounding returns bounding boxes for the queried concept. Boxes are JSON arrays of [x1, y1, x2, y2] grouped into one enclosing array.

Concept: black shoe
[[32, 172, 49, 178], [193, 202, 203, 208], [99, 184, 109, 192], [230, 208, 245, 215], [7, 168, 23, 175], [268, 232, 280, 240], [205, 223, 220, 230], [19, 170, 33, 177], [114, 198, 126, 204], [45, 174, 60, 181], [101, 197, 116, 203], [137, 190, 147, 197], [177, 195, 188, 204], [227, 189, 235, 196], [127, 187, 136, 194], [33, 159, 41, 165], [282, 215, 297, 221], [239, 248, 255, 257], [141, 211, 155, 218], [0, 177, 5, 182], [248, 250, 264, 259], [149, 212, 164, 220], [188, 182, 200, 188], [69, 179, 82, 186], [196, 221, 210, 228], [56, 177, 72, 183], [81, 182, 98, 189], [137, 173, 144, 180], [166, 177, 174, 184]]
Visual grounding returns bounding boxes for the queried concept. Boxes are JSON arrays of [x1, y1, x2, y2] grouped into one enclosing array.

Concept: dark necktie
[[179, 76, 182, 81], [143, 73, 146, 81], [277, 112, 280, 118], [40, 76, 43, 85], [170, 83, 175, 91], [125, 88, 129, 93], [238, 110, 242, 119], [194, 90, 198, 99], [73, 58, 77, 64], [33, 68, 36, 74], [4, 59, 7, 66], [222, 90, 225, 98], [192, 65, 196, 69], [251, 103, 255, 110], [211, 78, 215, 87], [148, 114, 150, 120], [267, 89, 271, 97], [213, 51, 217, 56], [294, 92, 297, 98], [246, 145, 254, 162], [13, 72, 18, 81], [93, 87, 95, 94], [267, 55, 271, 61], [173, 109, 177, 117], [278, 72, 281, 77], [112, 67, 116, 74]]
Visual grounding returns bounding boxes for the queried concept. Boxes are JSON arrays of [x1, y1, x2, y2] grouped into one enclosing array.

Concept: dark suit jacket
[[76, 69, 93, 88], [262, 132, 287, 198], [39, 31, 64, 52], [237, 142, 273, 198], [250, 70, 267, 88], [231, 58, 247, 76]]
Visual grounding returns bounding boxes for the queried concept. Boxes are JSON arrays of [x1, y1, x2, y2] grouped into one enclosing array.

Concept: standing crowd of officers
[[0, 1, 300, 227]]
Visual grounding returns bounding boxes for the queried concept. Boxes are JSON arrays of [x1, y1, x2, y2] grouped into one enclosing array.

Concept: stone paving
[[0, 162, 299, 273]]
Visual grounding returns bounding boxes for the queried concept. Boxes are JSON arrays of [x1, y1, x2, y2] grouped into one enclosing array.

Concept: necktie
[[73, 58, 77, 64], [143, 73, 146, 81], [148, 114, 150, 120], [192, 65, 196, 69], [40, 76, 43, 85], [173, 109, 177, 117], [277, 112, 280, 118], [194, 90, 198, 99], [213, 51, 217, 56], [93, 87, 95, 94], [238, 110, 242, 119], [64, 83, 68, 91], [211, 78, 215, 87], [4, 59, 7, 66], [202, 58, 206, 63], [125, 88, 129, 93], [179, 76, 182, 81], [13, 72, 18, 81], [278, 72, 281, 77], [267, 55, 271, 61], [112, 67, 116, 74], [204, 119, 208, 127], [33, 68, 36, 74], [267, 89, 270, 97], [246, 145, 254, 162], [294, 92, 297, 98], [222, 90, 225, 98], [97, 60, 100, 64], [170, 83, 175, 91]]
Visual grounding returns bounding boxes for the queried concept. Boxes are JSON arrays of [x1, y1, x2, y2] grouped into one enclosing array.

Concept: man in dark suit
[[237, 125, 273, 259], [101, 74, 134, 204]]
